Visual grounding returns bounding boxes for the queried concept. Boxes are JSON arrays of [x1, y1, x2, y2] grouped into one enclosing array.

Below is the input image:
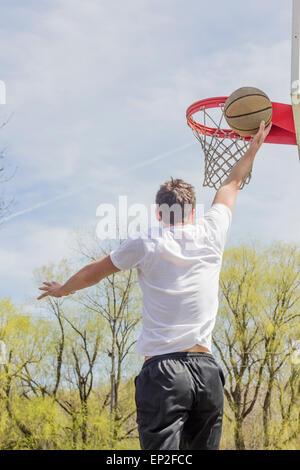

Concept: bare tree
[[213, 246, 266, 449], [258, 244, 300, 448], [274, 363, 300, 448], [0, 118, 15, 222], [61, 308, 102, 448], [0, 299, 48, 448], [75, 235, 142, 445]]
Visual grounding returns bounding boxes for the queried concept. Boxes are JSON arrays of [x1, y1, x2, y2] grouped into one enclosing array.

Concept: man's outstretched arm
[[213, 121, 272, 214], [37, 255, 119, 300]]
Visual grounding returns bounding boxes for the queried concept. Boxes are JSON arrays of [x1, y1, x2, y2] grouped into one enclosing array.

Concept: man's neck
[[162, 221, 194, 229]]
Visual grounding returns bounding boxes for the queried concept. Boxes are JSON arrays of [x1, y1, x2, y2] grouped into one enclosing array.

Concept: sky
[[0, 0, 299, 312]]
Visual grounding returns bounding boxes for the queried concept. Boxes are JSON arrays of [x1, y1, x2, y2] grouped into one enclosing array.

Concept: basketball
[[224, 87, 273, 136]]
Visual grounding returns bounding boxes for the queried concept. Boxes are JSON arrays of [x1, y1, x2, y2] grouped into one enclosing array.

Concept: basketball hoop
[[186, 97, 297, 190]]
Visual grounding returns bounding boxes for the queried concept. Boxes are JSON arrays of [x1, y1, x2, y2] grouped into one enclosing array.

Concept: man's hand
[[250, 121, 272, 151], [212, 120, 272, 214], [37, 281, 67, 300]]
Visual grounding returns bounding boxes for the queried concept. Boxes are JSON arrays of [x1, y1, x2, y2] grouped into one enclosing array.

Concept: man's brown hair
[[156, 178, 196, 225]]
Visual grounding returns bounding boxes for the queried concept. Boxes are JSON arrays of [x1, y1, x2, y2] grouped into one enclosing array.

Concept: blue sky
[[0, 0, 299, 311]]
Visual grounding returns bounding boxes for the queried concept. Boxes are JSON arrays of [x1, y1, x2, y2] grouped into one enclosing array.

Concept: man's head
[[155, 178, 196, 226]]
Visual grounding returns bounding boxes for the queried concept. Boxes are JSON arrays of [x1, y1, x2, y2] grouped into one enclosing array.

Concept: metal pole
[[291, 0, 300, 159]]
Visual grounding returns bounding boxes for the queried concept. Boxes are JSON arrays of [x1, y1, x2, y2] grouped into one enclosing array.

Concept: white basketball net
[[191, 104, 252, 190]]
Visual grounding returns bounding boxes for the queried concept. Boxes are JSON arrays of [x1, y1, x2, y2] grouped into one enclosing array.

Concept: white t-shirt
[[110, 203, 232, 356]]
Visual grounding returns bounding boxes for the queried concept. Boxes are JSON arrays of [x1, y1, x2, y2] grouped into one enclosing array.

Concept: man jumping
[[38, 121, 271, 450]]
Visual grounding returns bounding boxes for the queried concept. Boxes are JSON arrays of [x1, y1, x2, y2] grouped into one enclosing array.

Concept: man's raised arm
[[213, 121, 272, 214], [37, 255, 119, 300]]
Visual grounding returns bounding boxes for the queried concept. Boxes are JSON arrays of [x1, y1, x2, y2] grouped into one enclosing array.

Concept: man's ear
[[155, 206, 162, 222]]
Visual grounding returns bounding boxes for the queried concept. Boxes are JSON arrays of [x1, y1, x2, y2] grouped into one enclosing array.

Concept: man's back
[[110, 203, 232, 356]]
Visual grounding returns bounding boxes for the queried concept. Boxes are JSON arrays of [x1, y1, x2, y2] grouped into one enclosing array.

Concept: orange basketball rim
[[186, 97, 297, 145], [185, 97, 298, 190]]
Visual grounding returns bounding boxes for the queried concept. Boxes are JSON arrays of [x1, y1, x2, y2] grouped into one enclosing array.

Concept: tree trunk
[[234, 418, 245, 450], [71, 413, 78, 450], [263, 375, 274, 449], [81, 399, 88, 448], [110, 321, 117, 445]]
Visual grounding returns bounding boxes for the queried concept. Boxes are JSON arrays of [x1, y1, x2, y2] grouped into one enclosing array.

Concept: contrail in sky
[[2, 187, 86, 223], [2, 142, 196, 223], [120, 142, 194, 173]]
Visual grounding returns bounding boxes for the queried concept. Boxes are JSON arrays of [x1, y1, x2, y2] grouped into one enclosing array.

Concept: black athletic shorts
[[134, 352, 225, 450]]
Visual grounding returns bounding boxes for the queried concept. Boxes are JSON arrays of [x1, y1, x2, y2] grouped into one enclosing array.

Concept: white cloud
[[0, 224, 74, 300], [0, 0, 299, 305]]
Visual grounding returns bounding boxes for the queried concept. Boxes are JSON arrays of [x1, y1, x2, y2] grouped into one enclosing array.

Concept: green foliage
[[215, 243, 300, 450], [0, 242, 299, 450]]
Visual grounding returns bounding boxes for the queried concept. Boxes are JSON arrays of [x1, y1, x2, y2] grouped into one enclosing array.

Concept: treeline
[[216, 244, 300, 450], [0, 238, 299, 450]]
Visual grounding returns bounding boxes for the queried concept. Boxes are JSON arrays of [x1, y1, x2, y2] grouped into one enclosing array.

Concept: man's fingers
[[253, 121, 265, 141], [258, 120, 265, 134], [265, 122, 272, 135], [253, 120, 272, 146], [261, 121, 272, 135], [37, 292, 49, 300], [37, 280, 63, 300]]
